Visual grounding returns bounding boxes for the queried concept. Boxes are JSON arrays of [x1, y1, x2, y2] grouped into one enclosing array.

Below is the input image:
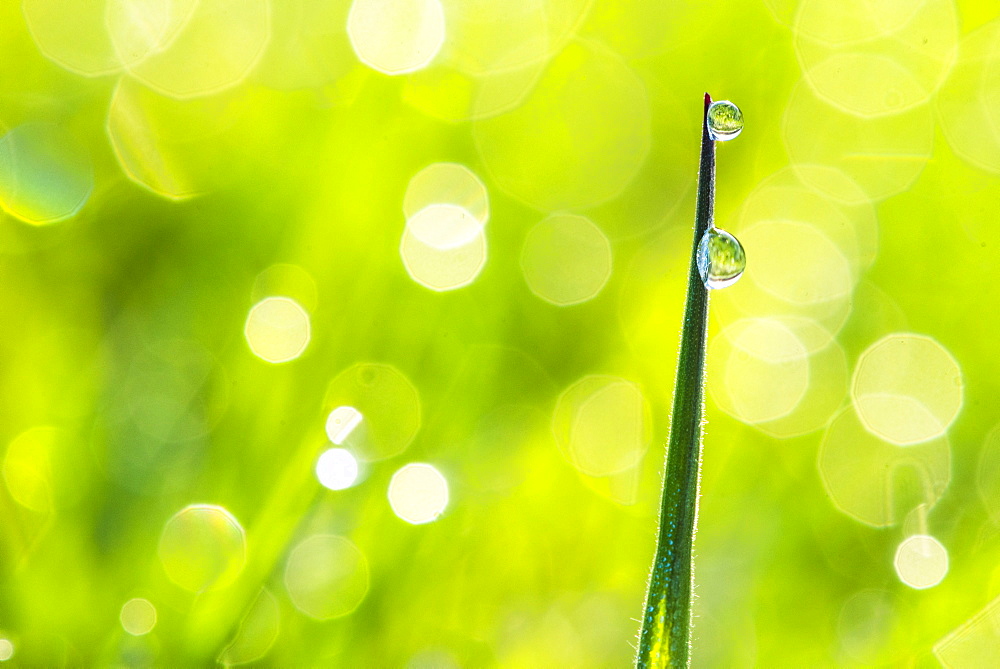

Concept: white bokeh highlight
[[244, 297, 311, 363], [852, 333, 963, 446], [348, 0, 445, 75], [894, 534, 948, 590], [316, 448, 359, 491], [120, 598, 157, 636], [388, 463, 449, 524], [325, 406, 363, 445]]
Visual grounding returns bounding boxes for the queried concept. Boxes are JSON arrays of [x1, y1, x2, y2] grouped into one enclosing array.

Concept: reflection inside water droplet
[[697, 227, 746, 289], [707, 100, 743, 141]]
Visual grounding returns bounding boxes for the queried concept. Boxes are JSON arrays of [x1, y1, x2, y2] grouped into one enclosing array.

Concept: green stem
[[636, 93, 715, 669]]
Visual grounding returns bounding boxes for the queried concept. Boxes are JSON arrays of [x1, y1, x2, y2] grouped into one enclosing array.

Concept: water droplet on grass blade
[[707, 100, 743, 141], [697, 227, 746, 289]]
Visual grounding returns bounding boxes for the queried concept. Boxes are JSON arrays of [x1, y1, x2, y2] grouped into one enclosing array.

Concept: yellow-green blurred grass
[[1, 0, 1000, 666]]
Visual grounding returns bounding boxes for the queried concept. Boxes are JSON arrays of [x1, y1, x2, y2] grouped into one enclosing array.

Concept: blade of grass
[[636, 92, 715, 669]]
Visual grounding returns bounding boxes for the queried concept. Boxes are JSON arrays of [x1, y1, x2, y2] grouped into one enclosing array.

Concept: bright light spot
[[158, 504, 246, 592], [120, 598, 157, 636], [316, 449, 359, 491], [0, 123, 93, 225], [773, 315, 837, 356], [783, 80, 933, 201], [399, 166, 491, 286], [803, 54, 927, 117], [388, 463, 449, 524], [407, 204, 483, 250], [325, 406, 363, 445], [400, 207, 487, 291], [325, 363, 421, 461], [403, 163, 489, 225], [852, 333, 963, 446], [218, 588, 280, 666], [244, 297, 311, 363], [0, 639, 12, 662], [105, 0, 199, 69], [894, 534, 948, 589], [710, 167, 873, 354], [736, 165, 877, 280], [521, 214, 613, 306], [347, 0, 445, 75], [818, 408, 951, 527], [126, 0, 271, 99], [794, 0, 957, 117], [552, 376, 651, 477], [722, 319, 849, 439], [934, 594, 1000, 666], [709, 318, 810, 425], [284, 534, 369, 620], [741, 220, 854, 305]]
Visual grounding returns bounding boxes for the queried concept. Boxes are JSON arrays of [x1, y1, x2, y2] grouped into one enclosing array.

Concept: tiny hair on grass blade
[[635, 92, 745, 668]]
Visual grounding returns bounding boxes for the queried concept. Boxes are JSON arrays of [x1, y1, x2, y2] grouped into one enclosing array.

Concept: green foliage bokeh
[[1, 0, 1000, 666]]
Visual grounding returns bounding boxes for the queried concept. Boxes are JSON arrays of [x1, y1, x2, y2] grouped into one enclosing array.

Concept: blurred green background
[[1, 0, 1000, 666]]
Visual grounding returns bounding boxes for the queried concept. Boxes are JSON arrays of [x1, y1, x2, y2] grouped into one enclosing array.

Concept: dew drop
[[697, 227, 746, 289], [707, 100, 743, 141]]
